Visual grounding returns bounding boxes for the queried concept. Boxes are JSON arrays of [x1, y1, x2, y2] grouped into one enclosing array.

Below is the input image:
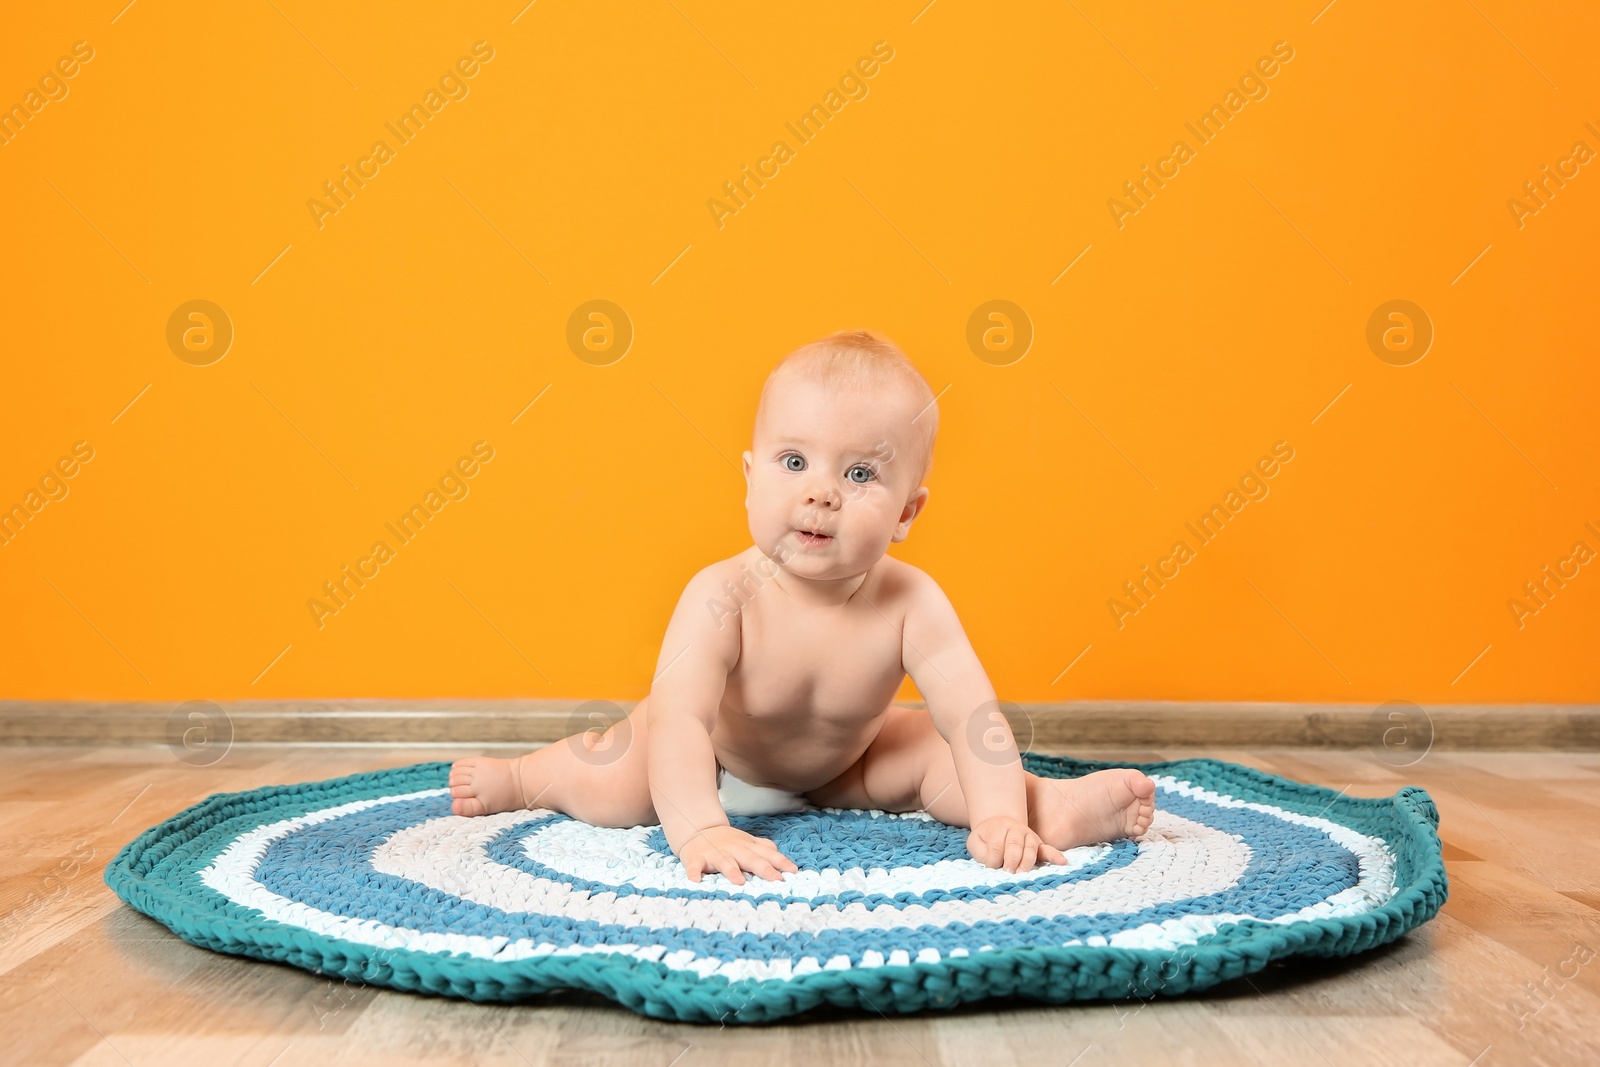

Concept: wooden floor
[[1, 744, 1597, 1066]]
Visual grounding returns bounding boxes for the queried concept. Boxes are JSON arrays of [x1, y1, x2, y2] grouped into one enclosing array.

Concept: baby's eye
[[847, 465, 875, 484], [781, 453, 806, 472]]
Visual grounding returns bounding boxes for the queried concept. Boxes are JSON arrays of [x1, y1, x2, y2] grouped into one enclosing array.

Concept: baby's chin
[[767, 542, 886, 581]]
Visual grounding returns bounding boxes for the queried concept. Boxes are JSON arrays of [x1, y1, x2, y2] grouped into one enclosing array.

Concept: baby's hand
[[678, 824, 799, 885], [967, 815, 1069, 873]]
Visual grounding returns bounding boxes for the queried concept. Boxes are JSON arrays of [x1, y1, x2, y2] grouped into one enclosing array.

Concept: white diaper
[[717, 766, 808, 817]]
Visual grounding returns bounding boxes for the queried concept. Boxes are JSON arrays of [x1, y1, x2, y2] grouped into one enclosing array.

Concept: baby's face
[[742, 377, 929, 582]]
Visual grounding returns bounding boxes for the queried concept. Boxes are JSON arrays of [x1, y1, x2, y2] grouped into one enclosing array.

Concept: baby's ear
[[892, 486, 930, 542]]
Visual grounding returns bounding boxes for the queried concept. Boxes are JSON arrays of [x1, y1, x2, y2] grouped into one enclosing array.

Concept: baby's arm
[[647, 566, 798, 885], [901, 569, 1054, 869]]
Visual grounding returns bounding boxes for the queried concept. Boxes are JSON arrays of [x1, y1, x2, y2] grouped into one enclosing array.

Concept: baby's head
[[741, 330, 938, 581]]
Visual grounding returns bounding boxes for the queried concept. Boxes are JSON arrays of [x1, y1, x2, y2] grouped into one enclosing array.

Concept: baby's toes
[[448, 766, 487, 817], [451, 794, 487, 817], [1114, 768, 1154, 798]]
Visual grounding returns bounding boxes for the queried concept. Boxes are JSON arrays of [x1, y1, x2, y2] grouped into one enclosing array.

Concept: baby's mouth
[[795, 529, 833, 546]]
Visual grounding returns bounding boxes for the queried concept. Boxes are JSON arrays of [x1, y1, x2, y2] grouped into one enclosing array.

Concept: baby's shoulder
[[673, 553, 745, 601], [673, 547, 767, 609], [876, 559, 972, 641], [869, 553, 923, 590], [869, 555, 944, 614]]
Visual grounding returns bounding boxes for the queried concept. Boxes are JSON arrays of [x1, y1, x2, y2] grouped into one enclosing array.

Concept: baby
[[449, 330, 1156, 883]]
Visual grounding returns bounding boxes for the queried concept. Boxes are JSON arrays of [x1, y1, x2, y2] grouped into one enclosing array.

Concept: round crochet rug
[[104, 755, 1447, 1024]]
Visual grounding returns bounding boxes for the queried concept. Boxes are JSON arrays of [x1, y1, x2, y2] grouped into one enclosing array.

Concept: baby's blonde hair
[[758, 329, 938, 486]]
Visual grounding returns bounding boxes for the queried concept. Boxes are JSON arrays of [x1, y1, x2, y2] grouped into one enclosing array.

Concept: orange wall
[[1, 3, 1595, 704]]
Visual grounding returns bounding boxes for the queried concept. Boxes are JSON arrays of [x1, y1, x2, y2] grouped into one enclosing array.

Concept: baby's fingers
[[751, 838, 798, 871], [744, 845, 796, 881], [1019, 833, 1040, 873], [1040, 842, 1070, 865], [966, 828, 1000, 868], [743, 854, 784, 881], [1003, 829, 1027, 872], [715, 855, 748, 885]]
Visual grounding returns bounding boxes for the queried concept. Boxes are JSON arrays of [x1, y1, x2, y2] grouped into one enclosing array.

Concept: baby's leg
[[805, 706, 1156, 849], [448, 697, 657, 827]]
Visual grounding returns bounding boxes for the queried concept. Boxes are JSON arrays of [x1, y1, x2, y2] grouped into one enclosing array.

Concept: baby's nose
[[804, 481, 841, 508]]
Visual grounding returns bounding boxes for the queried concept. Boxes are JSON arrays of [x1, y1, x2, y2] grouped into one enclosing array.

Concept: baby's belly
[[709, 710, 888, 794]]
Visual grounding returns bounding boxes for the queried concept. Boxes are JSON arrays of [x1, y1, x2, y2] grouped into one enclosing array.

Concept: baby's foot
[[1027, 768, 1156, 850], [448, 755, 530, 817]]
